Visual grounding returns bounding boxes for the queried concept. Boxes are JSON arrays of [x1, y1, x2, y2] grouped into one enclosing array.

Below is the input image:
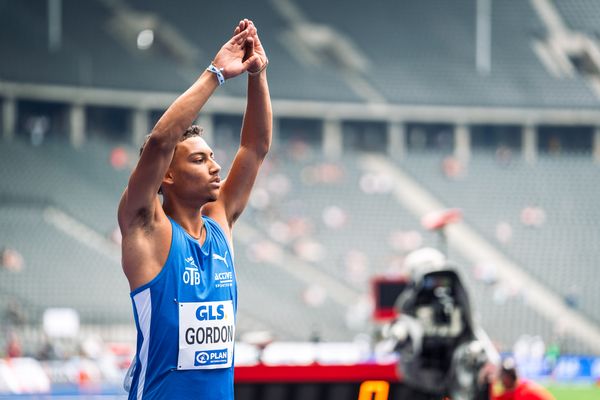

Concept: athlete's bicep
[[120, 216, 172, 291], [215, 146, 264, 226]]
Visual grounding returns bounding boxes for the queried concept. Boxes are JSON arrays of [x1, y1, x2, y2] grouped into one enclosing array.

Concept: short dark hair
[[139, 125, 204, 156], [139, 125, 204, 194], [500, 358, 518, 382]]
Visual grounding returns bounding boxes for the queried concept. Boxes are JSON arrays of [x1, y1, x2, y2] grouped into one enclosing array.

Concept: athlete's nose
[[210, 159, 221, 175]]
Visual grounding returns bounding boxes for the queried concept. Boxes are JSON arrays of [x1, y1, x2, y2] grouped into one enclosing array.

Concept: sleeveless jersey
[[128, 216, 237, 399]]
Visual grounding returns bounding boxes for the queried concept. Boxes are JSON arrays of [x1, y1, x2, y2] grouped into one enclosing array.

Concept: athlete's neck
[[162, 198, 205, 240]]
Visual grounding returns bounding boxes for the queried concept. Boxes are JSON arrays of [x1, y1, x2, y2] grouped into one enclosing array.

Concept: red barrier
[[235, 363, 400, 383]]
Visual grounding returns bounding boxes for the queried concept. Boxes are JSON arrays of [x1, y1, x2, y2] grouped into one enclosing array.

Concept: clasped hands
[[212, 19, 268, 81]]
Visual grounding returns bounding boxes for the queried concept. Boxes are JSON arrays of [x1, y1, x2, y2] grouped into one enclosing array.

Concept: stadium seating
[[554, 0, 600, 34], [0, 0, 361, 102], [297, 0, 598, 107], [1, 133, 598, 354], [0, 205, 130, 324], [1, 0, 599, 107], [398, 151, 600, 329], [0, 0, 188, 91]]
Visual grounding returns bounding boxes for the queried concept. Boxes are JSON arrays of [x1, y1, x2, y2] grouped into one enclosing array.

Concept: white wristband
[[207, 64, 225, 86]]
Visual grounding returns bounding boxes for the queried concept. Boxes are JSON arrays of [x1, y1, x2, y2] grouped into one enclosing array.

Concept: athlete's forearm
[[240, 70, 272, 157], [150, 72, 219, 148]]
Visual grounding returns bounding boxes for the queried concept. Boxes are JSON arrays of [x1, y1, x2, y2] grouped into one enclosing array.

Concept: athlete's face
[[500, 371, 516, 390], [163, 136, 222, 204]]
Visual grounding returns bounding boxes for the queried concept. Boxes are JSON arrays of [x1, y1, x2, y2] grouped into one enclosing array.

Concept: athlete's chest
[[174, 240, 235, 302]]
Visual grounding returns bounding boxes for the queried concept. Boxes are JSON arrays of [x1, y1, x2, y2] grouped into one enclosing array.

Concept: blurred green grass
[[546, 384, 600, 400]]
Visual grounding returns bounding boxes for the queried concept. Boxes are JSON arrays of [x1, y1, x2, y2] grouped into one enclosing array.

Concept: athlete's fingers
[[231, 29, 249, 45]]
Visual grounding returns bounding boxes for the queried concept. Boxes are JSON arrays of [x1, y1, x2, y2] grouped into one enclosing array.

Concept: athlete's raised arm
[[204, 20, 272, 232], [118, 24, 253, 234]]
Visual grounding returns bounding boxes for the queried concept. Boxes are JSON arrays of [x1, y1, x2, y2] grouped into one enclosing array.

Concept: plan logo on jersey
[[194, 349, 228, 366], [183, 256, 200, 286]]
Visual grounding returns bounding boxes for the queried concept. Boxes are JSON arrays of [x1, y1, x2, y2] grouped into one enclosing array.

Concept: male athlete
[[118, 19, 271, 399], [491, 358, 556, 400]]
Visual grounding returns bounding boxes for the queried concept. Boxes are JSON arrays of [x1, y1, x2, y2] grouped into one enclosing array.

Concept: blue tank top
[[128, 216, 237, 400]]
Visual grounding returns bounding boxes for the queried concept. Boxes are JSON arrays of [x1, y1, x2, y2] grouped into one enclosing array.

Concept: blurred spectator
[[249, 188, 271, 211], [492, 284, 520, 305], [246, 240, 282, 264], [563, 284, 580, 309], [473, 262, 498, 285], [1, 246, 24, 272], [301, 163, 344, 185], [344, 250, 369, 285], [37, 336, 60, 361], [26, 116, 49, 146], [302, 284, 327, 308], [322, 205, 347, 229], [266, 173, 291, 197], [548, 136, 561, 155], [441, 155, 465, 180], [408, 127, 427, 149], [288, 139, 311, 161], [495, 145, 513, 167], [293, 239, 325, 263], [384, 254, 408, 277], [4, 299, 26, 327], [6, 331, 22, 358], [496, 222, 513, 244], [544, 342, 560, 374], [268, 221, 292, 244], [520, 206, 546, 228], [109, 146, 130, 170], [492, 358, 555, 400], [435, 130, 453, 150], [359, 172, 394, 194], [388, 230, 423, 253], [345, 295, 372, 332], [287, 217, 314, 238]]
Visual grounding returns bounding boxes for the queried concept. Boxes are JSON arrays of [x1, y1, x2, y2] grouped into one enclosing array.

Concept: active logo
[[194, 349, 228, 366], [183, 256, 200, 286], [215, 271, 233, 288]]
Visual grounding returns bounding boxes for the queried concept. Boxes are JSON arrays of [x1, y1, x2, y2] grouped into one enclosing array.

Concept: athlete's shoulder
[[203, 215, 231, 243]]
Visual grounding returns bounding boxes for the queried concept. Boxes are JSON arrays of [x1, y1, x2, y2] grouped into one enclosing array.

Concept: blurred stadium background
[[1, 0, 600, 398]]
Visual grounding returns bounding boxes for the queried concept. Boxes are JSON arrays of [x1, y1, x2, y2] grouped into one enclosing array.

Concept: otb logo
[[183, 257, 200, 286]]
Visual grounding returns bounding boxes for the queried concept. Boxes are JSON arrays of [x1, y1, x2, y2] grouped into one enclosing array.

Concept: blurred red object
[[7, 332, 22, 358], [110, 147, 129, 170], [421, 208, 463, 231], [1, 247, 24, 272]]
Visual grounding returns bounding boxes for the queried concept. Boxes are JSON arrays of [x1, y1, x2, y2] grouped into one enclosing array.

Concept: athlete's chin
[[197, 187, 220, 204], [207, 190, 220, 202]]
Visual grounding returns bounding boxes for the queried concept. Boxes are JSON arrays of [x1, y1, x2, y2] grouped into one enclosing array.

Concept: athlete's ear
[[162, 169, 175, 189]]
